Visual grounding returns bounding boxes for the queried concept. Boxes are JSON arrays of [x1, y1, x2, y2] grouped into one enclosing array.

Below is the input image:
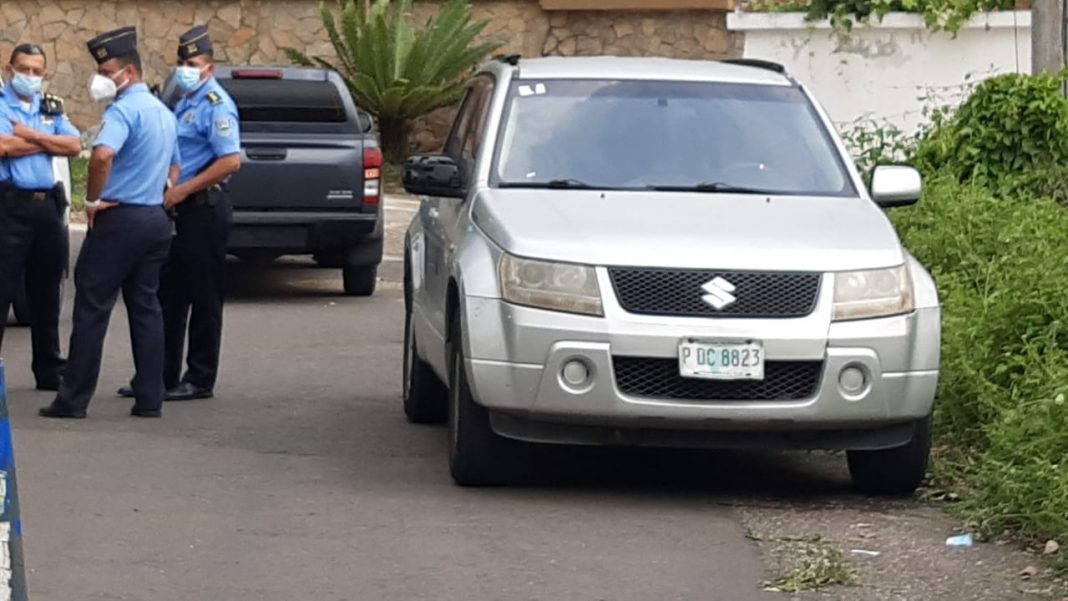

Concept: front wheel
[[343, 264, 377, 296], [448, 312, 522, 486], [847, 415, 932, 496]]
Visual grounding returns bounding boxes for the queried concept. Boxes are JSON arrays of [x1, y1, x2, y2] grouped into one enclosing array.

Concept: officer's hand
[[164, 185, 187, 209], [9, 118, 36, 142], [86, 201, 119, 230]]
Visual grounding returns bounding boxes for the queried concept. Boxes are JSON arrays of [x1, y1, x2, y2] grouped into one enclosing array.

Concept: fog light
[[839, 366, 867, 395], [562, 360, 590, 387]]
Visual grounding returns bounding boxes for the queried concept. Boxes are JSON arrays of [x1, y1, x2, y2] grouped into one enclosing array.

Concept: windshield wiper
[[499, 178, 609, 190], [647, 182, 777, 194]]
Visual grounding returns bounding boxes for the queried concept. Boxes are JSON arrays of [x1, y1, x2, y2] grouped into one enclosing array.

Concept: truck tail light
[[363, 147, 383, 207]]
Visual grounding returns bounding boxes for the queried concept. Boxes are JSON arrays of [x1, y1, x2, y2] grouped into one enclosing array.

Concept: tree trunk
[[379, 118, 411, 165]]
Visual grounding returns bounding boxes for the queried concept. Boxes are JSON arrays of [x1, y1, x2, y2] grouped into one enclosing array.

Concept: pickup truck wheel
[[11, 280, 31, 326], [343, 264, 377, 296], [403, 304, 448, 424], [447, 313, 521, 486], [847, 415, 932, 496]]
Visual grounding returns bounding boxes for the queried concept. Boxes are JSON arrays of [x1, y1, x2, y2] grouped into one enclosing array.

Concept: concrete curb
[[0, 362, 28, 600]]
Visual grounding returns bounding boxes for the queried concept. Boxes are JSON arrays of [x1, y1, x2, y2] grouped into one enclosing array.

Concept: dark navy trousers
[[159, 193, 232, 390], [54, 205, 172, 413], [0, 186, 68, 387]]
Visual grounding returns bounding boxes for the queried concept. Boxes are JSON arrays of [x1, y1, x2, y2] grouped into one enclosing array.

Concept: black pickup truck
[[162, 66, 383, 295]]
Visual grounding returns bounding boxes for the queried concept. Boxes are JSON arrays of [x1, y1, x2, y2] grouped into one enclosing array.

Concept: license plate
[[678, 339, 765, 380]]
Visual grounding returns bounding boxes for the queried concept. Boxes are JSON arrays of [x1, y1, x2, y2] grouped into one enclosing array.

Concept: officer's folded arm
[[0, 134, 44, 158], [9, 121, 81, 157]]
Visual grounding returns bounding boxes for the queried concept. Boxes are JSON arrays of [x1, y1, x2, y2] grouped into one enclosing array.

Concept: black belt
[[4, 185, 58, 202]]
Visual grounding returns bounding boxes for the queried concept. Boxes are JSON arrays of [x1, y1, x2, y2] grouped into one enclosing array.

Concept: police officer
[[118, 25, 240, 402], [40, 27, 180, 419], [0, 43, 81, 390]]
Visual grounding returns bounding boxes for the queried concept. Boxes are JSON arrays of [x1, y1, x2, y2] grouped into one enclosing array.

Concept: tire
[[343, 264, 377, 296], [11, 280, 31, 326], [847, 415, 932, 496], [447, 311, 520, 486], [403, 281, 447, 424]]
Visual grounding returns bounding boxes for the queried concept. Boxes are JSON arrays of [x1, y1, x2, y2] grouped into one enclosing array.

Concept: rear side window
[[220, 80, 347, 123]]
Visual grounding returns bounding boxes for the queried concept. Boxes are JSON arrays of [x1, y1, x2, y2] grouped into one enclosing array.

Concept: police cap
[[178, 25, 213, 60], [86, 26, 138, 64]]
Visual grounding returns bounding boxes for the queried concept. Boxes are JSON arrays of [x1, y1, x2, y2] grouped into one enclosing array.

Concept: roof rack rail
[[720, 58, 787, 74], [494, 54, 521, 66]]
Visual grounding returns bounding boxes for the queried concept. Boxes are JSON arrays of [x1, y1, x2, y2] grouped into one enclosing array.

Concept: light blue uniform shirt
[[174, 77, 240, 185], [0, 82, 81, 190], [93, 83, 180, 205]]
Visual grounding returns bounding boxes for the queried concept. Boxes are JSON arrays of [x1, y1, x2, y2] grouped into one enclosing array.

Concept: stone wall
[[0, 0, 741, 151]]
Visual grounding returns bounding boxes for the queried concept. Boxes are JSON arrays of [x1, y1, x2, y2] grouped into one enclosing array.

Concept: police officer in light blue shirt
[[0, 43, 82, 391], [41, 27, 180, 419], [117, 25, 241, 403]]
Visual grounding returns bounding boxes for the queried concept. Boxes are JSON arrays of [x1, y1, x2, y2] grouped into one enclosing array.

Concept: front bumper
[[462, 290, 940, 450]]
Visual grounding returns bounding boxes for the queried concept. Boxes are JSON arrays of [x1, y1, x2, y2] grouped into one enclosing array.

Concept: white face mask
[[88, 68, 126, 103]]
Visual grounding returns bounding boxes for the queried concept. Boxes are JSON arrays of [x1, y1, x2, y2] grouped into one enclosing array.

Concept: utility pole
[[1032, 0, 1066, 75]]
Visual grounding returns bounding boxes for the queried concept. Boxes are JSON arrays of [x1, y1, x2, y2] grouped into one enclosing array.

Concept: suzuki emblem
[[701, 277, 737, 310]]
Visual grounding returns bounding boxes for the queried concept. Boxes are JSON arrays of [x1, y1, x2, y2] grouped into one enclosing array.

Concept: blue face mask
[[11, 72, 42, 97], [175, 66, 205, 94]]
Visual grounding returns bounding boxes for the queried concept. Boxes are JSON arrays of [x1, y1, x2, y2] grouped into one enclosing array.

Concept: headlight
[[833, 265, 914, 321], [499, 254, 603, 316]]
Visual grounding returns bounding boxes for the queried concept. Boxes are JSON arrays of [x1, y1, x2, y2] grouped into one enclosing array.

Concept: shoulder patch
[[206, 91, 222, 105], [42, 93, 65, 116]]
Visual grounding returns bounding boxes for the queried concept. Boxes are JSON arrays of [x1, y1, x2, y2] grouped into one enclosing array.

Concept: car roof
[[491, 56, 793, 86]]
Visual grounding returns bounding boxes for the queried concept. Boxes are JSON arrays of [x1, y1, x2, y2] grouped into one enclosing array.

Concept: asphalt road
[[0, 196, 797, 601]]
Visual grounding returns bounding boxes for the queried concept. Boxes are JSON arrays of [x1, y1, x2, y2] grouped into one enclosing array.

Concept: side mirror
[[871, 165, 922, 208], [403, 154, 466, 199]]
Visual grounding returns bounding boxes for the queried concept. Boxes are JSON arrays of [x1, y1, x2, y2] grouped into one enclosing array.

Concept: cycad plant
[[286, 0, 502, 162]]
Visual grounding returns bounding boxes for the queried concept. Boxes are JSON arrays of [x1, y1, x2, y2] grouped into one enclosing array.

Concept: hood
[[471, 189, 906, 272]]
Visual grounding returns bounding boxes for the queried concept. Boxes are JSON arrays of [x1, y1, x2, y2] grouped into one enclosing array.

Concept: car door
[[421, 76, 495, 352]]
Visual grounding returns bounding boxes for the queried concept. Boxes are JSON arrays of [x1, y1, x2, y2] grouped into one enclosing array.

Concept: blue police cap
[[86, 26, 138, 64], [178, 25, 213, 60]]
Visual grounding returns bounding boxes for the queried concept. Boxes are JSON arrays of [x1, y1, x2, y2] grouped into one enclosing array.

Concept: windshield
[[492, 79, 855, 196]]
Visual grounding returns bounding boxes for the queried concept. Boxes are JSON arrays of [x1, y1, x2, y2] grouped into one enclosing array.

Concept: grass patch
[[762, 536, 857, 593], [70, 156, 88, 212], [383, 160, 404, 194], [890, 175, 1068, 556]]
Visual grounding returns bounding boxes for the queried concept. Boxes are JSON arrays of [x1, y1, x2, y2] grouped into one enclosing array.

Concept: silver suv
[[401, 56, 941, 494]]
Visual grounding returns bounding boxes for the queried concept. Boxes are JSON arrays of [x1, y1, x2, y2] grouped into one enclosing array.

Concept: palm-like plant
[[286, 0, 503, 162]]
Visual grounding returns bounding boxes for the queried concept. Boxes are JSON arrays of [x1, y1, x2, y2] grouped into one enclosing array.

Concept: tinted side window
[[443, 76, 494, 172]]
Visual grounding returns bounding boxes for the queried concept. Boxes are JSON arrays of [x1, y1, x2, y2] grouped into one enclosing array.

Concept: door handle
[[246, 147, 287, 161]]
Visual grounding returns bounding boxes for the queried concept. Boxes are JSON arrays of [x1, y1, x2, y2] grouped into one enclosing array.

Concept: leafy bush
[[287, 0, 502, 162], [891, 176, 1068, 546], [914, 73, 1068, 201], [787, 0, 1016, 33]]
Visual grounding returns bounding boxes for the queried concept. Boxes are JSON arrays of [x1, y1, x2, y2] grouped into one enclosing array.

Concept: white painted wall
[[727, 11, 1032, 134]]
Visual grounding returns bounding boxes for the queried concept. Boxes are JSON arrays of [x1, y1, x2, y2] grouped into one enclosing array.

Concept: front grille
[[609, 268, 821, 318], [613, 357, 823, 401]]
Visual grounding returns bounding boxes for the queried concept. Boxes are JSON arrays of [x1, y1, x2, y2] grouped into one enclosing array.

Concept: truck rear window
[[219, 80, 347, 123]]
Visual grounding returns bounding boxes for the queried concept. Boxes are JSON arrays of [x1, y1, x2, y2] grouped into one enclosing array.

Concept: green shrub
[[795, 0, 1016, 33], [891, 175, 1068, 546], [914, 73, 1068, 201], [287, 0, 503, 162]]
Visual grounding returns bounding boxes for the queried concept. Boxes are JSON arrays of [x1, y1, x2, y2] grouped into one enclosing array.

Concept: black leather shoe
[[39, 405, 86, 419], [166, 382, 213, 402], [117, 385, 135, 398], [130, 406, 162, 418]]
